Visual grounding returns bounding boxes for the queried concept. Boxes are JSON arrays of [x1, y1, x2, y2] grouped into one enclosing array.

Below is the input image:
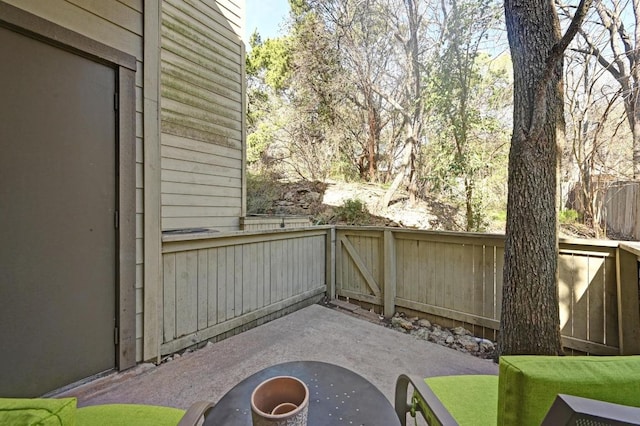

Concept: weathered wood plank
[[471, 245, 484, 317], [256, 242, 265, 308], [163, 206, 241, 218], [162, 157, 241, 178], [558, 253, 575, 336], [561, 336, 619, 356], [384, 230, 396, 317], [161, 55, 241, 104], [163, 216, 239, 231], [197, 249, 208, 330], [162, 182, 241, 198], [572, 255, 592, 341], [587, 255, 605, 344], [396, 297, 500, 330], [162, 131, 241, 158], [162, 193, 241, 207], [207, 248, 218, 326], [616, 247, 640, 354], [163, 254, 176, 342], [161, 84, 241, 124], [605, 256, 619, 348], [340, 235, 381, 297], [217, 247, 227, 323], [175, 251, 198, 337], [244, 243, 257, 313], [160, 288, 325, 355], [162, 169, 240, 189], [161, 99, 241, 140], [163, 1, 240, 57]]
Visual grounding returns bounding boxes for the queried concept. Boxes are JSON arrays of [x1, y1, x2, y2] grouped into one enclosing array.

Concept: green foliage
[[247, 121, 277, 165], [246, 173, 281, 214], [559, 209, 580, 224], [334, 198, 369, 225], [246, 34, 292, 93]]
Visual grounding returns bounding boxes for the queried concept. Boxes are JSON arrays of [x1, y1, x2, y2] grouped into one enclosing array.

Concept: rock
[[417, 319, 432, 328], [173, 353, 181, 359], [206, 341, 214, 348], [478, 339, 495, 352], [305, 192, 322, 202], [429, 328, 451, 345], [413, 328, 430, 341], [409, 317, 419, 323], [391, 317, 415, 330], [456, 335, 479, 352], [445, 336, 455, 345], [451, 326, 473, 336]]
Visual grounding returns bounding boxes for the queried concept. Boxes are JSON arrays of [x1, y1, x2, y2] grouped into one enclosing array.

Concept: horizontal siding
[[160, 0, 243, 148], [160, 0, 244, 234], [163, 216, 240, 231]]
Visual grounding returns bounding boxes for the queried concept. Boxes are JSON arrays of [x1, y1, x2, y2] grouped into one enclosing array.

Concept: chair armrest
[[395, 374, 458, 426], [542, 394, 640, 425], [177, 401, 215, 426]]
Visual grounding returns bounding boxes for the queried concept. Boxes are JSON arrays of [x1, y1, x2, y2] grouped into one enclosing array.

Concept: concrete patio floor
[[60, 304, 498, 411]]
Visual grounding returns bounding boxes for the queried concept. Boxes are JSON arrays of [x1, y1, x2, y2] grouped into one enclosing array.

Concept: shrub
[[334, 198, 370, 225], [559, 209, 580, 224], [246, 172, 281, 214]]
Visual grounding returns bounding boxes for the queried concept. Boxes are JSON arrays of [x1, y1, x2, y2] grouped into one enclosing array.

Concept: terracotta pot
[[250, 376, 309, 426]]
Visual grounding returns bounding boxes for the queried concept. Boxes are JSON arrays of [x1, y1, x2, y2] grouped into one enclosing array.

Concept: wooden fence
[[333, 227, 640, 356], [161, 227, 331, 355], [160, 226, 640, 356], [604, 181, 640, 240]]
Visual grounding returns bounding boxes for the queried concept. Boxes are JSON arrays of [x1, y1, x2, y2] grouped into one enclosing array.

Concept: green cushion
[[77, 404, 185, 426], [421, 375, 498, 426], [0, 397, 77, 426], [498, 355, 640, 426]]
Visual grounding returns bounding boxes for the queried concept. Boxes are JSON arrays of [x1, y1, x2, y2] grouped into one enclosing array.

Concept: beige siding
[[4, 0, 147, 362], [160, 0, 244, 231]]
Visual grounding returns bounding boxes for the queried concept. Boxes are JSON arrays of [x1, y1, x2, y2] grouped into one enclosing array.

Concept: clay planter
[[250, 376, 309, 426]]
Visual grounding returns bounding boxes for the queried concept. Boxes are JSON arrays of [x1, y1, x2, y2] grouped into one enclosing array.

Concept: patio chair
[[395, 355, 640, 426], [0, 397, 214, 425], [541, 394, 640, 425]]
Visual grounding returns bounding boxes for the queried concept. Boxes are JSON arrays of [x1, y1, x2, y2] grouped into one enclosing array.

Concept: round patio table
[[204, 360, 400, 425]]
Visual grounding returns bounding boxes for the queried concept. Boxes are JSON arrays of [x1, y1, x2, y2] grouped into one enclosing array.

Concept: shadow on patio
[[59, 304, 497, 411]]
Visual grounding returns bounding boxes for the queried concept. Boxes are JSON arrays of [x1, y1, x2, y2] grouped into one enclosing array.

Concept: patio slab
[[60, 304, 498, 409]]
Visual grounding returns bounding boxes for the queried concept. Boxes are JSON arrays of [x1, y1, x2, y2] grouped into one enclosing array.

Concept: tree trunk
[[498, 0, 565, 356]]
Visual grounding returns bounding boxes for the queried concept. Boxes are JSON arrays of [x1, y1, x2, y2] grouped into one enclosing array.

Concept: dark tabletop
[[204, 361, 400, 425]]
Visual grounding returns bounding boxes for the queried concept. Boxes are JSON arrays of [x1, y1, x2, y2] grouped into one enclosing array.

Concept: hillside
[[248, 177, 599, 239]]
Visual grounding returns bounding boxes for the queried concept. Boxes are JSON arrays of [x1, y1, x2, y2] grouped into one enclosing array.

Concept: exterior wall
[[160, 0, 245, 232], [3, 0, 147, 362], [4, 0, 247, 364]]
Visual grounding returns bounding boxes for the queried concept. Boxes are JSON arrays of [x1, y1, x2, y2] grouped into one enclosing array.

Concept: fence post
[[616, 245, 640, 354], [384, 230, 397, 318], [326, 227, 336, 300]]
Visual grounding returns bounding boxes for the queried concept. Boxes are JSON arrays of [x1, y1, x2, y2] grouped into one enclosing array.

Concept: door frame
[[0, 2, 137, 371]]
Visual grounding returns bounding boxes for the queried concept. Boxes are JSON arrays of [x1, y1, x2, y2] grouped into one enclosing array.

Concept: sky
[[244, 0, 291, 44]]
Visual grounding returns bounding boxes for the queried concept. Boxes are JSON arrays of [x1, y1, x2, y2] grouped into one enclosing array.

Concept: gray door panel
[[0, 26, 116, 396]]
